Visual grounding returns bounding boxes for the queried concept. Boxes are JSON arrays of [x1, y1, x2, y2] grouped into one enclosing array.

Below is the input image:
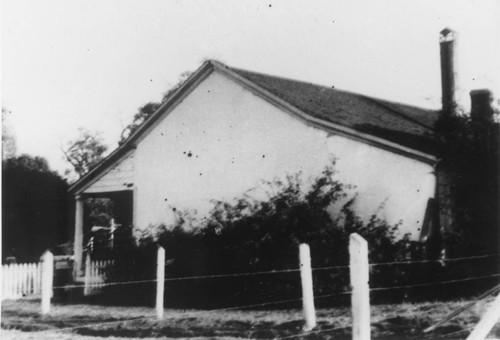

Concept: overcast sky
[[2, 0, 499, 176]]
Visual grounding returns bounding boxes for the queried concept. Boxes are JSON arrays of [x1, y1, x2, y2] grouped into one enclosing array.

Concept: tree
[[2, 155, 70, 262], [119, 71, 192, 145], [62, 128, 108, 179], [119, 102, 162, 144], [436, 113, 500, 255]]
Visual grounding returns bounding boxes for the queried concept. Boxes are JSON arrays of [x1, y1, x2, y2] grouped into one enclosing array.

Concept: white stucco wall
[[133, 71, 435, 238]]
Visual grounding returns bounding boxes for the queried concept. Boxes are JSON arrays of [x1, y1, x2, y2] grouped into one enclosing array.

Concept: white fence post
[[349, 233, 370, 340], [156, 245, 165, 320], [84, 254, 91, 296], [466, 292, 500, 340], [299, 243, 316, 331], [41, 251, 54, 315]]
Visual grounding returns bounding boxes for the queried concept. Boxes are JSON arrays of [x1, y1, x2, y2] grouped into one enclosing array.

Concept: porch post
[[74, 194, 84, 278]]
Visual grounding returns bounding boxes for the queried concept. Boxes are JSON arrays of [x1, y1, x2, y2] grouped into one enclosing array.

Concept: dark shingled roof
[[231, 67, 439, 154]]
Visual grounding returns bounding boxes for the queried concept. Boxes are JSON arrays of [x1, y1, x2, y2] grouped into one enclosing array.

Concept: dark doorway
[[83, 190, 134, 258]]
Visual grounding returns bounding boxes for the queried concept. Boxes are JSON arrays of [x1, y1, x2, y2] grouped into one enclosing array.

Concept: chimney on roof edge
[[440, 28, 458, 116], [470, 89, 494, 123]]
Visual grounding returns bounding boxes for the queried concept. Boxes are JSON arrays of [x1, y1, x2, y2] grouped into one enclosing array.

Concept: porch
[[73, 190, 134, 280]]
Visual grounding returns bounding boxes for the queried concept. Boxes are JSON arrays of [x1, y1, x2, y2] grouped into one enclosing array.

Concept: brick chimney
[[470, 89, 494, 123], [440, 28, 458, 116]]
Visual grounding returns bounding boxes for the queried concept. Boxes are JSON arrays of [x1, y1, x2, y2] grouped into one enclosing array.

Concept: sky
[[2, 0, 499, 176]]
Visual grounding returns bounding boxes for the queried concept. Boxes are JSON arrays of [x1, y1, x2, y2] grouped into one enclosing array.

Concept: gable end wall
[[83, 152, 135, 194], [132, 71, 435, 238]]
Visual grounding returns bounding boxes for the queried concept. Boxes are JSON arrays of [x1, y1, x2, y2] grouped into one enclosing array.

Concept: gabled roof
[[70, 60, 438, 194], [230, 67, 438, 155]]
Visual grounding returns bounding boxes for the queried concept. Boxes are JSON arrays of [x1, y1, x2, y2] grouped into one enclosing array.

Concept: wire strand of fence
[[271, 315, 392, 340], [370, 253, 500, 268], [34, 316, 153, 334], [41, 296, 309, 335], [53, 268, 303, 290], [179, 296, 305, 316], [423, 283, 500, 333], [76, 251, 500, 280], [52, 268, 500, 293], [52, 278, 158, 290], [174, 292, 351, 319], [163, 268, 301, 282], [83, 242, 137, 251], [65, 251, 500, 291], [82, 251, 500, 265], [36, 297, 308, 335], [52, 267, 302, 290], [24, 289, 492, 338], [34, 295, 345, 338], [423, 326, 473, 339], [370, 273, 500, 292], [271, 324, 350, 339], [311, 264, 350, 271]]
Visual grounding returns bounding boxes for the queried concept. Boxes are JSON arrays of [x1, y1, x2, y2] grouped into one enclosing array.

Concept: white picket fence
[[2, 262, 42, 300], [84, 258, 114, 295]]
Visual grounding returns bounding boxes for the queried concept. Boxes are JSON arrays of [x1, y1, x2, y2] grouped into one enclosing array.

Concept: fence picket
[[30, 263, 35, 294], [2, 262, 45, 300], [5, 265, 10, 297], [21, 264, 27, 295], [26, 264, 31, 295], [3, 265, 9, 298], [35, 263, 40, 295], [83, 258, 114, 295], [94, 262, 98, 288], [15, 264, 21, 297], [33, 263, 38, 294]]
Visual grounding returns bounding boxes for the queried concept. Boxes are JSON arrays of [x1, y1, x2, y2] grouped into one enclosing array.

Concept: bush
[[102, 166, 498, 307], [436, 114, 500, 255], [2, 155, 69, 262], [102, 168, 429, 307]]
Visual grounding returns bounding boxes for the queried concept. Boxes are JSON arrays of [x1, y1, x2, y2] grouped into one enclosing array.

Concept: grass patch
[[2, 297, 500, 339]]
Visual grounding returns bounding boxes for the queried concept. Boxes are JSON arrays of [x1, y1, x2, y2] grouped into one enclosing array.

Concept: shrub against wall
[[104, 167, 432, 307], [104, 165, 498, 307]]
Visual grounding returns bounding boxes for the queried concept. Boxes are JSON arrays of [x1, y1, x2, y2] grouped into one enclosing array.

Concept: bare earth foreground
[[2, 298, 500, 339]]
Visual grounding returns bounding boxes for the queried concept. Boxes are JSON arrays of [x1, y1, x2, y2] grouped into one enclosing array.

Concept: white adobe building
[[69, 29, 471, 278]]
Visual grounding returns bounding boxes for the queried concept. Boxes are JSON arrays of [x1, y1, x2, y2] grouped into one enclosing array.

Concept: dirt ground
[[2, 297, 499, 339]]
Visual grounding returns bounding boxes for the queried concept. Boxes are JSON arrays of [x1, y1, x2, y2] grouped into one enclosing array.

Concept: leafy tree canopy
[[62, 127, 108, 179], [435, 110, 500, 254], [2, 154, 69, 262], [119, 71, 192, 145]]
